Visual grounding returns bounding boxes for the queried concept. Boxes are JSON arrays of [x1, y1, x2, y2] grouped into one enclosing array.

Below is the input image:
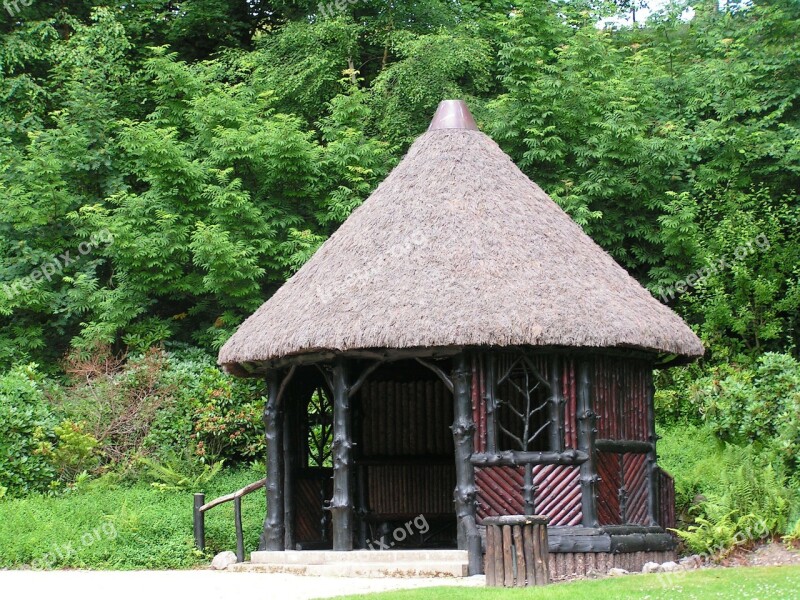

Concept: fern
[[139, 455, 224, 492]]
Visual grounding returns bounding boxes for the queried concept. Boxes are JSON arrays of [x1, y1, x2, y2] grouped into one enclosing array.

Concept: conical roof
[[219, 101, 703, 370]]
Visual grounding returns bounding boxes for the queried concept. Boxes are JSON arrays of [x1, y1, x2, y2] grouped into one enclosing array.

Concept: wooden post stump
[[484, 515, 550, 587]]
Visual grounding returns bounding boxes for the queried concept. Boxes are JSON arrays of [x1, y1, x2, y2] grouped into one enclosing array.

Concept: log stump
[[484, 515, 550, 587]]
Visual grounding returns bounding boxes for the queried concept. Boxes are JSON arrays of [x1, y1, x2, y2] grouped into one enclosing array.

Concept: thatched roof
[[219, 100, 703, 370]]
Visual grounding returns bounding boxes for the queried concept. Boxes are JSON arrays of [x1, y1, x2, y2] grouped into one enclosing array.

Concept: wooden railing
[[193, 478, 267, 563]]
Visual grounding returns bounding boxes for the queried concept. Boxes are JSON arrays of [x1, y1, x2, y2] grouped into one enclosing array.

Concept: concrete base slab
[[235, 549, 469, 578]]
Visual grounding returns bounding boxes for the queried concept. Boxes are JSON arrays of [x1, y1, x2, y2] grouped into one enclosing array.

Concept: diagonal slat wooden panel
[[476, 466, 525, 520], [596, 451, 622, 525], [623, 453, 649, 525], [532, 464, 582, 526], [477, 465, 582, 526], [295, 477, 327, 543], [658, 468, 676, 529]]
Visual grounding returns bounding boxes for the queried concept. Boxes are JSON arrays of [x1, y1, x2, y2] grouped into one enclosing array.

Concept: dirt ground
[[718, 542, 800, 567]]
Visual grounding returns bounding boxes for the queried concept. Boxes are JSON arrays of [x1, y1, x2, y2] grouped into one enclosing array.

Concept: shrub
[[657, 424, 725, 520], [143, 347, 265, 465], [191, 367, 265, 463], [56, 346, 172, 463], [142, 348, 212, 461], [48, 420, 101, 483], [0, 365, 57, 497], [54, 345, 264, 471], [694, 353, 800, 471], [654, 365, 705, 427]]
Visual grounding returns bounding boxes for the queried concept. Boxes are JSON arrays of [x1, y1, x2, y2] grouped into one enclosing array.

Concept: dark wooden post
[[193, 493, 205, 552], [577, 359, 599, 528], [645, 369, 659, 526], [263, 371, 285, 550], [234, 496, 245, 562], [452, 352, 482, 575], [331, 358, 354, 551], [283, 389, 298, 550], [522, 463, 536, 516]]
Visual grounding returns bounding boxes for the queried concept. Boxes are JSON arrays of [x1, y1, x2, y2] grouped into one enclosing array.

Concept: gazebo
[[218, 100, 704, 578]]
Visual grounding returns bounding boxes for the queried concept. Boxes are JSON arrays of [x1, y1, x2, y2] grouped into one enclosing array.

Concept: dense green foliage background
[[0, 0, 798, 567]]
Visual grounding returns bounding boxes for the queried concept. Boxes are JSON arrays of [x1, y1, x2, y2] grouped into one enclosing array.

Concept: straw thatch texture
[[219, 128, 703, 368]]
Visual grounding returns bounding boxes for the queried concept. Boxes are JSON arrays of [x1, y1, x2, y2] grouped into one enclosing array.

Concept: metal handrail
[[193, 478, 267, 563]]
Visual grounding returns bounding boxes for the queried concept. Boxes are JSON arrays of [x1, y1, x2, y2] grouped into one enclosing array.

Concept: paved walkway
[[0, 570, 484, 600]]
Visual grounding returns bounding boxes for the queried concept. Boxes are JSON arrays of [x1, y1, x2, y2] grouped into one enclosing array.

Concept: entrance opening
[[289, 359, 457, 550], [353, 359, 457, 549]]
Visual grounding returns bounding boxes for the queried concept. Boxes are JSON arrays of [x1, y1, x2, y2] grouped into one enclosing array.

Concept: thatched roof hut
[[219, 101, 702, 373], [216, 101, 703, 579]]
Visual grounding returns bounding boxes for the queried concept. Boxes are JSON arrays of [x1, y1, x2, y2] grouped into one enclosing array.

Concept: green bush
[[41, 420, 102, 485], [55, 347, 173, 463], [657, 424, 726, 519], [0, 365, 57, 497], [654, 365, 706, 427], [191, 367, 265, 463], [693, 353, 800, 470], [144, 347, 265, 465], [141, 348, 213, 461], [49, 346, 265, 476]]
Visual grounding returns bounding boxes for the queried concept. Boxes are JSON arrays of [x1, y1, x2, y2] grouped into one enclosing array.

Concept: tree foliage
[[0, 0, 797, 373]]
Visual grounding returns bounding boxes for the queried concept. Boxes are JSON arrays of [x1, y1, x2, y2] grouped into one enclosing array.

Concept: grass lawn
[[329, 566, 800, 600], [0, 466, 265, 570]]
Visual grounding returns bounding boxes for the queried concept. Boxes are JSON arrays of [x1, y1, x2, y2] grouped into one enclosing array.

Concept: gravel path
[[0, 570, 484, 600]]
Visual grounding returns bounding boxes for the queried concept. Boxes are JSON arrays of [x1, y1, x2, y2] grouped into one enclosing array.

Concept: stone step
[[250, 550, 468, 565], [228, 560, 469, 578]]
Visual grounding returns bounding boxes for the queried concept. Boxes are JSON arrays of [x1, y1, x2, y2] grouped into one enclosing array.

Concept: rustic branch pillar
[[452, 352, 482, 575], [283, 385, 300, 550], [646, 369, 659, 526], [263, 371, 286, 551], [577, 359, 599, 528], [522, 463, 536, 516], [331, 358, 354, 551]]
